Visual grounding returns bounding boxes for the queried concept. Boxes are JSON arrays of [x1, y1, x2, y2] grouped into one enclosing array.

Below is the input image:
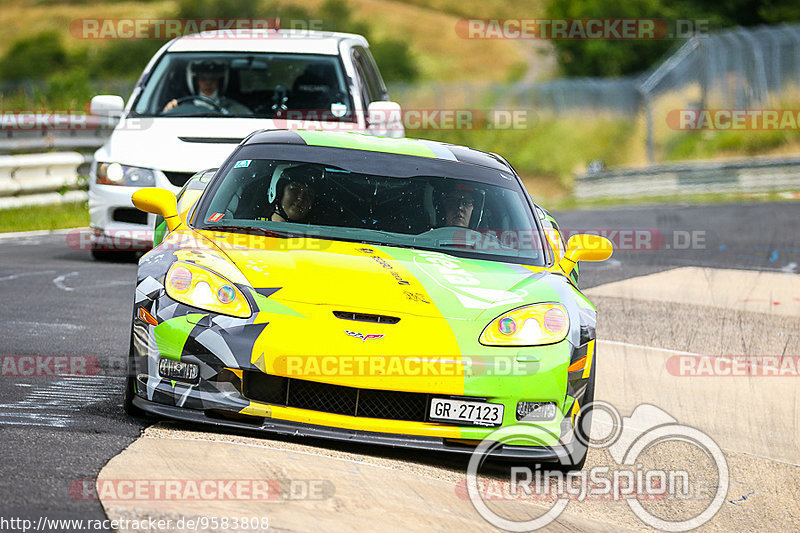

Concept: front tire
[[553, 357, 596, 472], [92, 248, 137, 262], [123, 323, 147, 417]]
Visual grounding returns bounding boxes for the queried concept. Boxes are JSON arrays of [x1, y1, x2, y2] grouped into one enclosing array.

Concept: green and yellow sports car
[[126, 130, 612, 469]]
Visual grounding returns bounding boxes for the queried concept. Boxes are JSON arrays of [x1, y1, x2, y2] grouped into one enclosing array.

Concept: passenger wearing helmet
[[163, 60, 251, 115], [266, 164, 320, 223]]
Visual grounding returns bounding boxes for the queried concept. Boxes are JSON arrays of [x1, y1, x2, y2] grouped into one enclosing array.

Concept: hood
[[189, 230, 563, 321], [98, 116, 359, 172]]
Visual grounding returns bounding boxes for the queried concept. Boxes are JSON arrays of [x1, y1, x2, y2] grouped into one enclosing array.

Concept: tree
[[545, 0, 800, 77]]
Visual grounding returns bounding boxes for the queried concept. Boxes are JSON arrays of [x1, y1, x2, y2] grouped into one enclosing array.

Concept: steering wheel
[[171, 95, 225, 112], [425, 226, 514, 250], [426, 226, 478, 233]]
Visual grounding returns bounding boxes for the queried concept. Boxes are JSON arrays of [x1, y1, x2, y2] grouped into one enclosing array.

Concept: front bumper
[[88, 168, 179, 250], [132, 395, 576, 461], [131, 275, 595, 460]]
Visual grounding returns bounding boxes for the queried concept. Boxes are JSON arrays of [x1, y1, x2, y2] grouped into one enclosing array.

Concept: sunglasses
[[444, 195, 474, 209]]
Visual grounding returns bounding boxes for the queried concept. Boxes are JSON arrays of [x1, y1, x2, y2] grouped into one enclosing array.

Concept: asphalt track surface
[[0, 201, 797, 530]]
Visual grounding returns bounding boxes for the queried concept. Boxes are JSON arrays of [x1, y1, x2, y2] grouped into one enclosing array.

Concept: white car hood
[[97, 116, 359, 172]]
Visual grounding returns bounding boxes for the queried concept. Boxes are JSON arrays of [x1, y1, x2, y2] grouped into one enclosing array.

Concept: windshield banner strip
[[295, 130, 437, 158]]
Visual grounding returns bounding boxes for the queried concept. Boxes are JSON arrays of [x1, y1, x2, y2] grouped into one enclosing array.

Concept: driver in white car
[[162, 60, 251, 115]]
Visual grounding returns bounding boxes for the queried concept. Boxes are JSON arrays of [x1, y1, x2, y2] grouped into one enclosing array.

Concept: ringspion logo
[[465, 402, 728, 531]]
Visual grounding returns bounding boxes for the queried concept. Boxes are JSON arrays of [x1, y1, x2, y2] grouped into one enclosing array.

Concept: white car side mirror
[[367, 101, 403, 137], [90, 95, 125, 118]]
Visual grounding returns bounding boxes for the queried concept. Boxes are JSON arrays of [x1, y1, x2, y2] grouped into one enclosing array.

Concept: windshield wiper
[[435, 240, 477, 249], [162, 112, 224, 118], [202, 225, 295, 239], [434, 239, 523, 256]]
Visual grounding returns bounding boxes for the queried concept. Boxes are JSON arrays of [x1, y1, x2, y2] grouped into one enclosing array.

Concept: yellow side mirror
[[132, 187, 182, 232], [558, 234, 613, 276]]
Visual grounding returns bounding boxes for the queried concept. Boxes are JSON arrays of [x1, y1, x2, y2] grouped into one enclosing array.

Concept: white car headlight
[[96, 162, 156, 186]]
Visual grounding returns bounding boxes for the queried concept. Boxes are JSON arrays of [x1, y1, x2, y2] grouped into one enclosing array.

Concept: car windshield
[[132, 52, 353, 120], [195, 155, 546, 265]]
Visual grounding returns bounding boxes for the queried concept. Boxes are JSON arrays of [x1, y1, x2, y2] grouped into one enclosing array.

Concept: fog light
[[516, 401, 557, 421], [159, 359, 199, 383]]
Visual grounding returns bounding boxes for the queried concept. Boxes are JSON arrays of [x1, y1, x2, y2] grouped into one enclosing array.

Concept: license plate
[[429, 398, 504, 427]]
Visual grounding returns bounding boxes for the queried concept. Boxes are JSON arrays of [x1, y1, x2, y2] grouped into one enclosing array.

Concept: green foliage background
[[0, 0, 416, 88], [546, 0, 800, 76]]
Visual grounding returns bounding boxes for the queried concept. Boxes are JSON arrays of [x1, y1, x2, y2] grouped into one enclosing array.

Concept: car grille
[[112, 207, 148, 225], [332, 311, 400, 324], [243, 371, 431, 422], [162, 171, 194, 187]]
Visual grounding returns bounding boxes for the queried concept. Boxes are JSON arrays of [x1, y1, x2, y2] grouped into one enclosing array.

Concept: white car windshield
[[132, 52, 353, 120]]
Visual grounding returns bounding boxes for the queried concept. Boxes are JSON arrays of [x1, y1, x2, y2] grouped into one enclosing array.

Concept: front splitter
[[133, 396, 573, 462]]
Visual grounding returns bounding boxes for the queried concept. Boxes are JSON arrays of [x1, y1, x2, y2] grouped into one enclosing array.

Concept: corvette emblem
[[345, 330, 384, 341]]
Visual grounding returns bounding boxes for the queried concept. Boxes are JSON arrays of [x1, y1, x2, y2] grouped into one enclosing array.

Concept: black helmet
[[267, 164, 322, 222], [431, 181, 487, 229], [193, 60, 225, 77]]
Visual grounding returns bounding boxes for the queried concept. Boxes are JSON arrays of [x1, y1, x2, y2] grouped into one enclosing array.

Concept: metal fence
[[391, 23, 800, 161], [641, 24, 800, 109], [388, 77, 642, 116], [638, 23, 800, 161]]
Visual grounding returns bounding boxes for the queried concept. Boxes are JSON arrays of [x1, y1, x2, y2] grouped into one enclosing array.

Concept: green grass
[[662, 129, 800, 161], [415, 114, 639, 187], [396, 0, 545, 19], [0, 201, 89, 233]]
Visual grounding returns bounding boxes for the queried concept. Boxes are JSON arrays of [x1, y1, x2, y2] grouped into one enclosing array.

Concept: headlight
[[479, 303, 569, 346], [165, 262, 251, 318], [96, 162, 156, 186]]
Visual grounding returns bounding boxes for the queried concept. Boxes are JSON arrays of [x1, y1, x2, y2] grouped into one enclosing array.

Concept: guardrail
[[575, 155, 800, 200], [0, 114, 116, 154], [0, 152, 90, 209]]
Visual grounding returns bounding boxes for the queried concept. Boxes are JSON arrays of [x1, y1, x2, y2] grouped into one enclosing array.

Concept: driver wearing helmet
[[437, 184, 479, 228], [163, 60, 251, 115], [265, 164, 320, 223]]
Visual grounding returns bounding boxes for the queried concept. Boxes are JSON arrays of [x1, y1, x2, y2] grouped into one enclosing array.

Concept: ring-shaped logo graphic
[[466, 425, 571, 532], [465, 403, 729, 532]]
